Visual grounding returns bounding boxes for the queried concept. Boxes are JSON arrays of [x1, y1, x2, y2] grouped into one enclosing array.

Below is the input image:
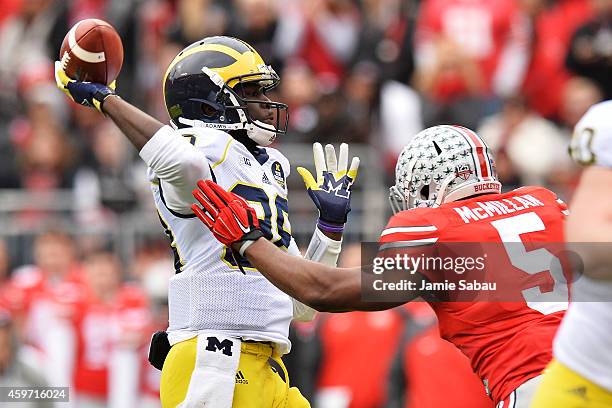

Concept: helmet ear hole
[[420, 184, 430, 200], [433, 141, 442, 155], [201, 103, 217, 117]]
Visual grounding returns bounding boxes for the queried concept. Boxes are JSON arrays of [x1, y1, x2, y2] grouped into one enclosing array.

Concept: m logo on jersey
[[455, 164, 473, 181], [242, 156, 252, 167], [271, 161, 285, 188], [205, 336, 234, 356]]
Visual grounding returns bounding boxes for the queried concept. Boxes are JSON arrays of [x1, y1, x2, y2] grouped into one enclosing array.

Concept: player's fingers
[[348, 157, 360, 181], [231, 192, 251, 209], [54, 61, 73, 99], [93, 99, 103, 112], [296, 167, 318, 190], [197, 180, 227, 209], [194, 180, 223, 211], [191, 204, 215, 228], [313, 143, 326, 184], [325, 144, 338, 174], [54, 61, 67, 87], [338, 143, 349, 176], [208, 181, 238, 206], [192, 188, 219, 217]]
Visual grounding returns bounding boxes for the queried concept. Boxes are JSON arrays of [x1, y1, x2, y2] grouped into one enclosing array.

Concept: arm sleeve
[[139, 125, 211, 214], [304, 227, 343, 268], [291, 228, 343, 322]]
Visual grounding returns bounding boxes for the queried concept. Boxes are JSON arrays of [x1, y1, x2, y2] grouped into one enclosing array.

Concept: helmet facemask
[[229, 71, 289, 146], [176, 67, 288, 146]]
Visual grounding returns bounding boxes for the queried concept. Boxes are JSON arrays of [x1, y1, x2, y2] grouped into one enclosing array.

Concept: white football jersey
[[147, 127, 300, 354], [556, 100, 612, 391]]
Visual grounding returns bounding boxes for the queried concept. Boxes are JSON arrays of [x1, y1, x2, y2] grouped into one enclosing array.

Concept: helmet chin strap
[[389, 185, 406, 214], [434, 175, 456, 207], [177, 117, 243, 130], [225, 91, 278, 147], [177, 116, 278, 147], [246, 123, 276, 146]]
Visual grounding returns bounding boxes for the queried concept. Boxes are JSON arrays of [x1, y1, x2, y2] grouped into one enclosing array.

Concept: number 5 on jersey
[[491, 212, 569, 314]]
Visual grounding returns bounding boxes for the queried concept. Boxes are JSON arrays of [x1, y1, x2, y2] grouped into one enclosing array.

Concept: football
[[59, 18, 123, 85]]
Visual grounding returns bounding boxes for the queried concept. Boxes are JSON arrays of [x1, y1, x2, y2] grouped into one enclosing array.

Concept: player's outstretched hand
[[297, 143, 360, 233], [54, 61, 116, 112], [191, 180, 264, 256]]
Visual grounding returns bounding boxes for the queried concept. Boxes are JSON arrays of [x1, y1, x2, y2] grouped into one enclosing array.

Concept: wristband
[[238, 239, 256, 257], [95, 89, 118, 112], [317, 219, 344, 234]]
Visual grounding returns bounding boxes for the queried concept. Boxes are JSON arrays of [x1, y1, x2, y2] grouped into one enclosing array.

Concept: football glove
[[54, 61, 116, 112], [297, 143, 360, 233], [192, 179, 264, 258]]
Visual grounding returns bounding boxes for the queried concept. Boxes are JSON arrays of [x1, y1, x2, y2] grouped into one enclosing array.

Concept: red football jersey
[[415, 0, 524, 96], [72, 284, 151, 398], [2, 266, 84, 318], [316, 310, 405, 408], [404, 324, 493, 408], [379, 186, 569, 404]]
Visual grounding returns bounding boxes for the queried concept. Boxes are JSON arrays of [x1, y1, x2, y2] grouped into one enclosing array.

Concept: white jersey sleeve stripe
[[211, 138, 234, 169], [381, 226, 438, 236], [379, 238, 438, 250]]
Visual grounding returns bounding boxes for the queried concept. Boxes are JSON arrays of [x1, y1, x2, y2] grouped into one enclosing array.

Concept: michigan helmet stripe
[[164, 45, 269, 96], [164, 44, 244, 80], [163, 44, 245, 96], [191, 50, 237, 69]]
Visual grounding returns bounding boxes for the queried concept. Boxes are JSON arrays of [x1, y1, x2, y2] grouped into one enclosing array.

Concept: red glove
[[191, 179, 263, 254]]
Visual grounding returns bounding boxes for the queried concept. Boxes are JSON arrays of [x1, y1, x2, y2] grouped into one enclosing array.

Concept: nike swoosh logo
[[233, 214, 250, 233]]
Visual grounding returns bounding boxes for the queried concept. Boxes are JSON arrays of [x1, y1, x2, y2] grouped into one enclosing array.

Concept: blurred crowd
[[0, 0, 610, 406], [0, 229, 171, 407]]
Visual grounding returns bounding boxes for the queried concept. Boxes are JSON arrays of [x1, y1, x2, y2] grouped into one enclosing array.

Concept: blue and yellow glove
[[54, 61, 116, 113], [297, 143, 360, 234]]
